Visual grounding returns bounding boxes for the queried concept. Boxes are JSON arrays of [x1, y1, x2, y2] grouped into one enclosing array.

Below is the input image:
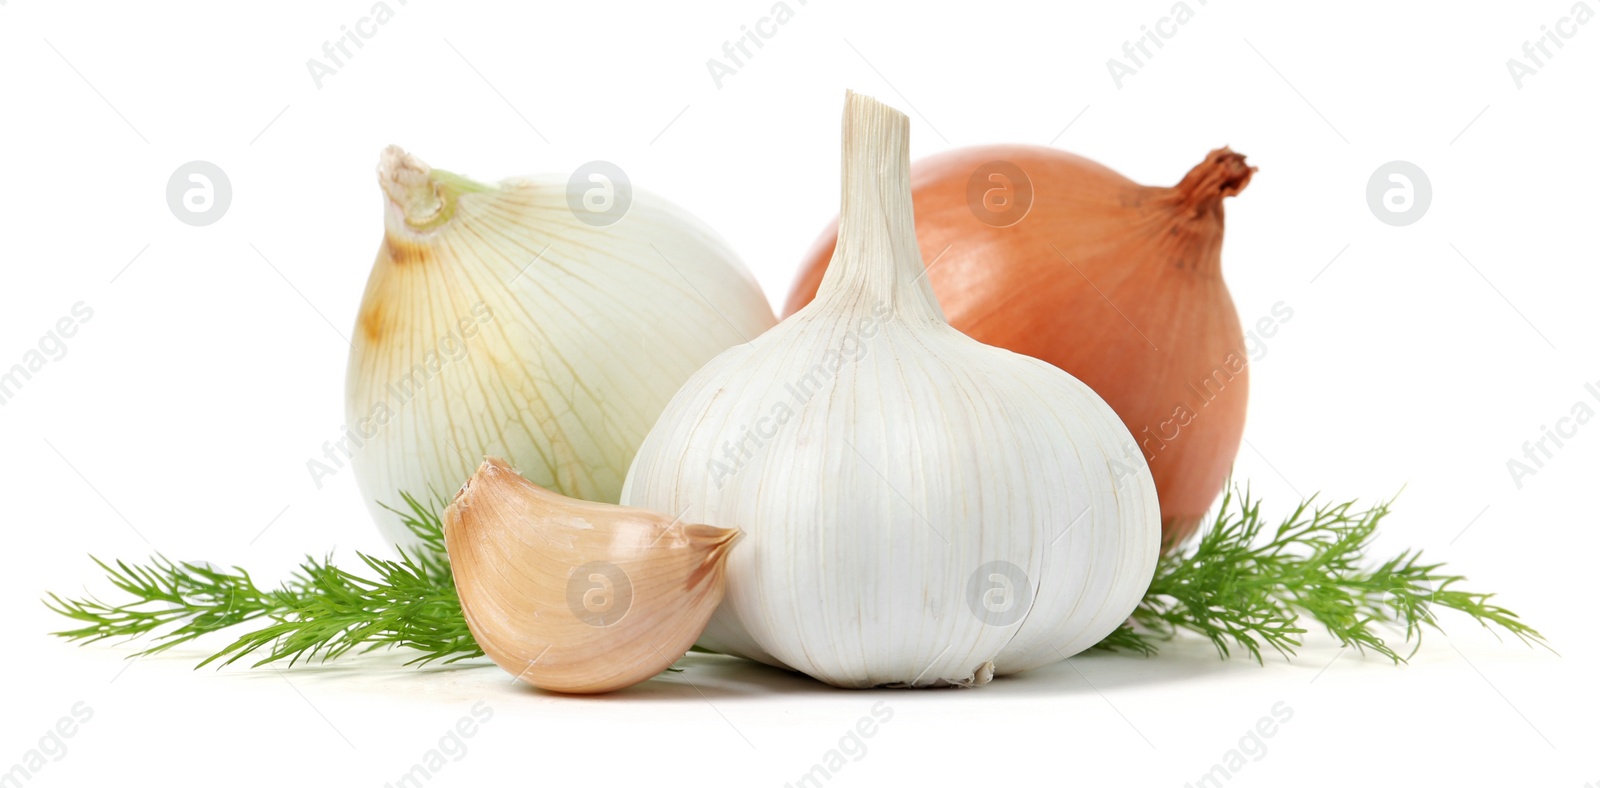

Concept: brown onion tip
[[1175, 147, 1255, 207]]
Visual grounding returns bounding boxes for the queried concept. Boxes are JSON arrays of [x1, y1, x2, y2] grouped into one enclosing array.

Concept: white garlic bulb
[[622, 93, 1160, 688], [347, 148, 776, 548]]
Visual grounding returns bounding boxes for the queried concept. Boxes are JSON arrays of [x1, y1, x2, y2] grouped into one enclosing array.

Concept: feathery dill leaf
[[46, 494, 483, 667], [47, 488, 1543, 670], [1090, 487, 1546, 662]]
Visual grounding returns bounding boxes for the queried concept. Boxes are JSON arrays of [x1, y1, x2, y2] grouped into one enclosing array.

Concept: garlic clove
[[445, 457, 739, 694]]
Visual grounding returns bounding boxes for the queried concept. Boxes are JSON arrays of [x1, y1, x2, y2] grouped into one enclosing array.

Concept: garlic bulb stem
[[821, 98, 942, 323]]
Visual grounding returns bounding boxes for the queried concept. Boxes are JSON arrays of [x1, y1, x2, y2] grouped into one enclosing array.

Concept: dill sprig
[[46, 494, 482, 667], [46, 488, 1544, 670], [1091, 487, 1547, 662]]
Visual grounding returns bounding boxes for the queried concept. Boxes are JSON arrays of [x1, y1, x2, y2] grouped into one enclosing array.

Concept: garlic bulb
[[446, 458, 739, 694], [346, 147, 776, 548], [621, 92, 1160, 688]]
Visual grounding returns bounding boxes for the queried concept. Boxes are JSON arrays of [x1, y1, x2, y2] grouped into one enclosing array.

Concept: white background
[[2, 0, 1596, 785]]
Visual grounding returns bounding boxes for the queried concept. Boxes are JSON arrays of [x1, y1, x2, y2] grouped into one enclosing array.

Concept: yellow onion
[[785, 146, 1254, 547]]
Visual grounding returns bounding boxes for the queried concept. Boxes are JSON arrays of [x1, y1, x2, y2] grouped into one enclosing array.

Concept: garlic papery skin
[[346, 147, 776, 549], [445, 457, 740, 694], [621, 93, 1160, 688]]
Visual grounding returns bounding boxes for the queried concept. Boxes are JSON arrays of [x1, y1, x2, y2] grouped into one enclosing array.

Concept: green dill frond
[[1094, 486, 1547, 662], [46, 493, 483, 668], [46, 487, 1545, 672]]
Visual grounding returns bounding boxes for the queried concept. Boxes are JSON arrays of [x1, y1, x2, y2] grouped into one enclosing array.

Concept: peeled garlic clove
[[445, 457, 739, 694], [622, 92, 1160, 688], [347, 147, 775, 549]]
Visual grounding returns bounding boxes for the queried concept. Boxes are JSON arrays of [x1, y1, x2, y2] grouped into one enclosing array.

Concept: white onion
[[346, 147, 775, 547]]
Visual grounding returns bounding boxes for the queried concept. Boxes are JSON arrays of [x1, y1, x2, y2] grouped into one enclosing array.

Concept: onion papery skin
[[347, 148, 776, 549], [784, 145, 1253, 548]]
